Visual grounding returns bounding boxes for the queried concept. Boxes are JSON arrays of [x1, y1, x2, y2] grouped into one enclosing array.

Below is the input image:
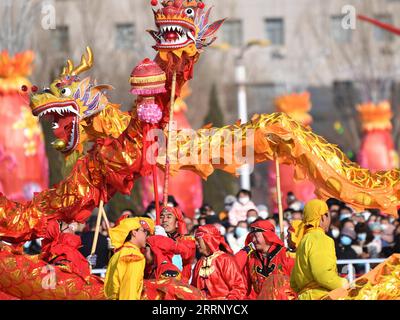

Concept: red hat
[[249, 220, 284, 247], [147, 235, 181, 280], [115, 212, 131, 226], [161, 206, 187, 235], [195, 224, 233, 254], [130, 58, 166, 96]]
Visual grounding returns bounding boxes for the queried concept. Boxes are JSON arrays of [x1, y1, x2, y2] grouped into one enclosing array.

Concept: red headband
[[161, 206, 187, 235], [250, 220, 283, 247], [195, 224, 232, 254]]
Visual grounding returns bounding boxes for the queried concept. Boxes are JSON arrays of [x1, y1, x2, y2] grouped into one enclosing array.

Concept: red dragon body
[[1, 1, 400, 300]]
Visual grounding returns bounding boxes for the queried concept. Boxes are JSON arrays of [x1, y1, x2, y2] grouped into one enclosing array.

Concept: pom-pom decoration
[[137, 103, 163, 124]]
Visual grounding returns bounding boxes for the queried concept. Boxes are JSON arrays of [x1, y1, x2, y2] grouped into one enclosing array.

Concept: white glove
[[87, 254, 97, 268], [106, 237, 114, 250], [155, 225, 168, 236]]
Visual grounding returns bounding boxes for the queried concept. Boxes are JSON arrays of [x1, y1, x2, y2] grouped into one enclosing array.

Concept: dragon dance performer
[[290, 199, 349, 300], [191, 224, 247, 300], [287, 220, 302, 258], [145, 235, 182, 280], [104, 217, 154, 300], [159, 206, 196, 283], [235, 220, 295, 299], [41, 220, 91, 280]]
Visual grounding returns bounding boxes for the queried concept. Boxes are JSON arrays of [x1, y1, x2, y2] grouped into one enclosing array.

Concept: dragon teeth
[[67, 120, 76, 149], [161, 25, 185, 34], [38, 105, 81, 119], [187, 31, 196, 42]]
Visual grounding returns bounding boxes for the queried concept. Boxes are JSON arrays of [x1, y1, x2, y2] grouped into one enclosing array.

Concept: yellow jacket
[[290, 228, 347, 300], [104, 243, 145, 300]]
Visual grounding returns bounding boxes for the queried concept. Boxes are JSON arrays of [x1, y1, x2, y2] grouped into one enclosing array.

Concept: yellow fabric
[[303, 199, 328, 227], [104, 243, 145, 300], [158, 43, 198, 61], [109, 217, 155, 250], [289, 219, 303, 249], [292, 199, 329, 247], [290, 228, 347, 300]]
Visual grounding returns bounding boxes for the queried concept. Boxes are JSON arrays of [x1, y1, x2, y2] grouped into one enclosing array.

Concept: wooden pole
[[153, 164, 161, 225], [101, 206, 110, 231], [91, 200, 104, 256], [275, 158, 284, 242], [163, 71, 177, 207]]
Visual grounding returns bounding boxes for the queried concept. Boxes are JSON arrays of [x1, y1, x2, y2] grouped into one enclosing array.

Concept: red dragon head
[[148, 0, 225, 61]]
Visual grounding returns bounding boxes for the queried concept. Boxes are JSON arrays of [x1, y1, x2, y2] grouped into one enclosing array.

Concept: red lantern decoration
[[357, 101, 398, 172], [0, 51, 48, 201]]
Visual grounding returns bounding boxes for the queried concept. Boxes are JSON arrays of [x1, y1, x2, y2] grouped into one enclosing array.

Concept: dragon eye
[[61, 88, 72, 97], [185, 8, 195, 18]]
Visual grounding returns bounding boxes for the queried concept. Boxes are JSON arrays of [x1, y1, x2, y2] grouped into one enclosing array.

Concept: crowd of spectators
[[23, 190, 400, 277]]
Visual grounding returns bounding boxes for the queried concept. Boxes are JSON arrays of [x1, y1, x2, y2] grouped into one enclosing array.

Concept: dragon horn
[[60, 46, 94, 77], [60, 59, 74, 77], [72, 46, 94, 75]]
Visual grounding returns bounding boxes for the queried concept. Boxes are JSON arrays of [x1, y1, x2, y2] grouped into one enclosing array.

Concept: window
[[52, 25, 69, 52], [265, 18, 284, 45], [221, 20, 243, 47], [331, 15, 352, 43], [373, 15, 394, 42], [115, 23, 135, 50]]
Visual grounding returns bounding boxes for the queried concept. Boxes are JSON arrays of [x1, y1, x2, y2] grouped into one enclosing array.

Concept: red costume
[[162, 207, 196, 283], [41, 220, 91, 279], [235, 220, 296, 300], [191, 225, 246, 300], [145, 235, 182, 280]]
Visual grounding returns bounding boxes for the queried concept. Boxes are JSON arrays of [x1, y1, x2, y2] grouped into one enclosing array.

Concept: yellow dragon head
[[29, 47, 130, 156]]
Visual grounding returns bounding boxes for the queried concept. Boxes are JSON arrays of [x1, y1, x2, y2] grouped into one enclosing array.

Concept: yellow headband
[[290, 199, 329, 247], [109, 217, 155, 249]]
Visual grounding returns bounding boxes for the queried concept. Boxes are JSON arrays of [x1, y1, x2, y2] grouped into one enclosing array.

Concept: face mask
[[340, 235, 352, 246], [235, 227, 248, 238], [331, 228, 340, 239], [149, 209, 156, 220], [239, 197, 250, 205], [340, 213, 352, 221], [247, 216, 257, 224], [259, 211, 269, 219], [357, 233, 367, 241], [381, 224, 388, 231], [172, 254, 183, 271]]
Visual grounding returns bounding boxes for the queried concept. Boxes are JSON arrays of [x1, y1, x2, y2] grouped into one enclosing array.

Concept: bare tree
[[295, 0, 400, 152], [0, 0, 41, 54]]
